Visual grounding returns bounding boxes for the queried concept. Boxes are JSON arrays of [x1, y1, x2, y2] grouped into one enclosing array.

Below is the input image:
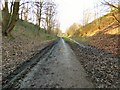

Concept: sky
[[0, 0, 110, 33], [54, 0, 108, 33]]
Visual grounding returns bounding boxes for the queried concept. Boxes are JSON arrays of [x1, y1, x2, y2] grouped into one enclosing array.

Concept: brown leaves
[[2, 36, 53, 79], [88, 34, 120, 56]]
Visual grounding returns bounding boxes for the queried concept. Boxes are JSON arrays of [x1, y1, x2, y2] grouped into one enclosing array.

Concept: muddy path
[[3, 38, 94, 89], [2, 40, 58, 89]]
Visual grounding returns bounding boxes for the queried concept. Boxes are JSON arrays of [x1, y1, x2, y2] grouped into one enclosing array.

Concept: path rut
[[18, 38, 94, 88]]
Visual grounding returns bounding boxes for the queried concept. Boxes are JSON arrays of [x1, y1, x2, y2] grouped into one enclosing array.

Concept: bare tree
[[2, 0, 58, 36], [82, 9, 92, 26], [35, 0, 45, 31], [44, 1, 57, 33], [2, 0, 20, 36], [19, 1, 31, 21], [23, 3, 29, 21], [20, 4, 24, 20], [102, 0, 120, 23]]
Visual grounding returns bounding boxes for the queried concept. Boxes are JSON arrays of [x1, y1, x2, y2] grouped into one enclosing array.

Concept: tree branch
[[101, 0, 120, 10]]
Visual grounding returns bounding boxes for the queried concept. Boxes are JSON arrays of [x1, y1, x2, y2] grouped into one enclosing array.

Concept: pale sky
[[1, 0, 110, 33], [54, 0, 108, 33]]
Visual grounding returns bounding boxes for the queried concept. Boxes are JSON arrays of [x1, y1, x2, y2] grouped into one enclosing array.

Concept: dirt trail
[[18, 38, 93, 88]]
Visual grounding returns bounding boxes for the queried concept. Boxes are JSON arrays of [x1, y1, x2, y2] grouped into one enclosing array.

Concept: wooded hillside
[[66, 10, 119, 38]]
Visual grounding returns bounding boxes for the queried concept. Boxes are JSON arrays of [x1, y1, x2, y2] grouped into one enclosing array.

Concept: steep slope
[[67, 10, 120, 55], [73, 10, 119, 37], [2, 20, 57, 79], [86, 12, 120, 55]]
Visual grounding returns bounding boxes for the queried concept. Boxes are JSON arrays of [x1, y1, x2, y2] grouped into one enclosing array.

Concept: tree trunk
[[6, 1, 20, 36], [2, 1, 20, 36], [38, 18, 41, 31], [21, 8, 23, 20], [37, 1, 43, 32], [2, 2, 10, 36]]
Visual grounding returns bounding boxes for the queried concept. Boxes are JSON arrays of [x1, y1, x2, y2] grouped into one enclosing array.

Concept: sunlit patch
[[105, 28, 119, 35]]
